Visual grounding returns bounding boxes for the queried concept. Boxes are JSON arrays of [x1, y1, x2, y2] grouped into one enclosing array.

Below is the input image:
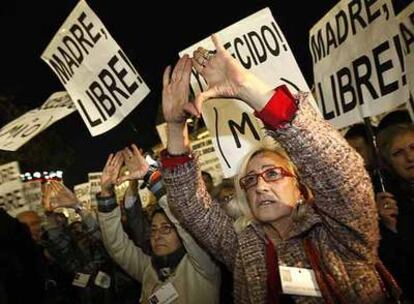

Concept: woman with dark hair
[[96, 149, 220, 304]]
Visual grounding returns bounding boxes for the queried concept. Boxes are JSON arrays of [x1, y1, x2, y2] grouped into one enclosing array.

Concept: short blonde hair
[[377, 123, 414, 168], [233, 145, 300, 230]]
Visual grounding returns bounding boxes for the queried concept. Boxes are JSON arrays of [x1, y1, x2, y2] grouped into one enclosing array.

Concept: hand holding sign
[[188, 34, 273, 117]]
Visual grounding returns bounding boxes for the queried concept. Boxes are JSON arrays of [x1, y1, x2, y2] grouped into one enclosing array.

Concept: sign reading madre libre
[[310, 0, 409, 129], [42, 0, 150, 136]]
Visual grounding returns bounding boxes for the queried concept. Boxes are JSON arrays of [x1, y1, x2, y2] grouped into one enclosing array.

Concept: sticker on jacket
[[148, 282, 179, 304], [72, 272, 90, 288], [279, 266, 321, 297], [94, 271, 111, 289]]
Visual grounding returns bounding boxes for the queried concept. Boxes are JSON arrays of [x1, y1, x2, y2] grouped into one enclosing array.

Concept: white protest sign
[[191, 133, 224, 184], [0, 162, 26, 216], [0, 92, 75, 151], [180, 8, 312, 177], [310, 0, 409, 129], [180, 8, 315, 100], [201, 99, 265, 177], [41, 0, 150, 136], [74, 182, 91, 209], [22, 181, 43, 214], [0, 161, 20, 189], [88, 172, 102, 206], [397, 3, 414, 120]]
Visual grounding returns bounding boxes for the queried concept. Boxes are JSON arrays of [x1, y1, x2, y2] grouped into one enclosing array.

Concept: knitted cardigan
[[162, 93, 386, 303]]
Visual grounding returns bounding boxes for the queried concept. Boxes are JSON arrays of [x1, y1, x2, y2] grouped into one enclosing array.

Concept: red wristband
[[254, 85, 297, 129], [160, 149, 192, 169]]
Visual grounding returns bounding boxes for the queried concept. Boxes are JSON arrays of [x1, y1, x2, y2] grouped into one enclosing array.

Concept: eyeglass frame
[[239, 166, 295, 190], [150, 225, 175, 237]]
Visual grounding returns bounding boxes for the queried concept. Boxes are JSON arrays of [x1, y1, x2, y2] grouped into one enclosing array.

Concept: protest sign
[[0, 91, 75, 151], [397, 3, 414, 120], [310, 0, 409, 128], [0, 162, 26, 216], [42, 0, 150, 136], [74, 182, 92, 209], [180, 8, 312, 177], [191, 134, 223, 184], [88, 172, 102, 206]]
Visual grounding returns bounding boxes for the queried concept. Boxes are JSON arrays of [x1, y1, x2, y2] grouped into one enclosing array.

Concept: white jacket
[[98, 196, 221, 304]]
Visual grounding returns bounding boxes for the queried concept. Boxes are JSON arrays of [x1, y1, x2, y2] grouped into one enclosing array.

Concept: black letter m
[[228, 112, 261, 148]]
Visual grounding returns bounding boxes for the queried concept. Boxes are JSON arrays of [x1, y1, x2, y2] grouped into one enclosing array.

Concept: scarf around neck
[[151, 246, 186, 281]]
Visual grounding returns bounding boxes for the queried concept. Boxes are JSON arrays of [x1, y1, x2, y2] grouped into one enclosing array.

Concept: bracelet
[[96, 193, 117, 213], [160, 149, 193, 169], [140, 164, 158, 189]]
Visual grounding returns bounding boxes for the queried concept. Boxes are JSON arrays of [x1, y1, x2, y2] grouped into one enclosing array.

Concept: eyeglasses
[[239, 167, 294, 190], [150, 225, 174, 237]]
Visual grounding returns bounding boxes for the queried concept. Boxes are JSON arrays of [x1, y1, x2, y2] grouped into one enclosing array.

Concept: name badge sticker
[[279, 266, 321, 297], [148, 282, 179, 304]]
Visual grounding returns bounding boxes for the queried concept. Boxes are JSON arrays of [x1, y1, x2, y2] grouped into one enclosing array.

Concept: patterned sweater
[[162, 92, 386, 303]]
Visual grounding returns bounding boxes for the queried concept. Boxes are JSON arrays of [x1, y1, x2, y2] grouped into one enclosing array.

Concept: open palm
[[117, 144, 149, 184]]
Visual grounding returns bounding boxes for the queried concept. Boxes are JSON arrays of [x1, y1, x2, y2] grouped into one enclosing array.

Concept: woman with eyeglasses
[[160, 35, 400, 303], [96, 148, 220, 304]]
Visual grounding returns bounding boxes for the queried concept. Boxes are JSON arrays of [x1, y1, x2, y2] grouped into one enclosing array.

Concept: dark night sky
[[0, 0, 412, 187]]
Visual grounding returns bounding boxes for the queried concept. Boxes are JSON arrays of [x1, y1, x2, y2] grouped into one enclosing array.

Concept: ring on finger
[[200, 57, 208, 67], [205, 50, 216, 60]]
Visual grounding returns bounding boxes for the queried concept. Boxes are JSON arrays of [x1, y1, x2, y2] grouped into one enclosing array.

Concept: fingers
[[122, 146, 133, 160], [183, 102, 200, 118], [104, 153, 114, 170], [117, 175, 130, 185], [163, 65, 171, 87], [193, 48, 207, 68], [193, 89, 216, 116], [376, 192, 394, 199], [131, 144, 145, 163], [191, 58, 204, 75], [131, 144, 141, 156], [183, 56, 192, 82], [49, 181, 63, 194], [171, 55, 189, 83], [211, 34, 224, 52], [113, 151, 124, 168]]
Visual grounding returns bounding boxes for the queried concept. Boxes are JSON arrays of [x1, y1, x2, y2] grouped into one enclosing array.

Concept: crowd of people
[[1, 34, 413, 304]]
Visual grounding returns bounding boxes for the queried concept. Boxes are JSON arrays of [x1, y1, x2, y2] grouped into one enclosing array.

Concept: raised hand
[[188, 34, 272, 116], [49, 181, 80, 209], [101, 152, 123, 197], [42, 182, 53, 211], [162, 54, 192, 124], [162, 55, 192, 155], [117, 144, 149, 184]]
